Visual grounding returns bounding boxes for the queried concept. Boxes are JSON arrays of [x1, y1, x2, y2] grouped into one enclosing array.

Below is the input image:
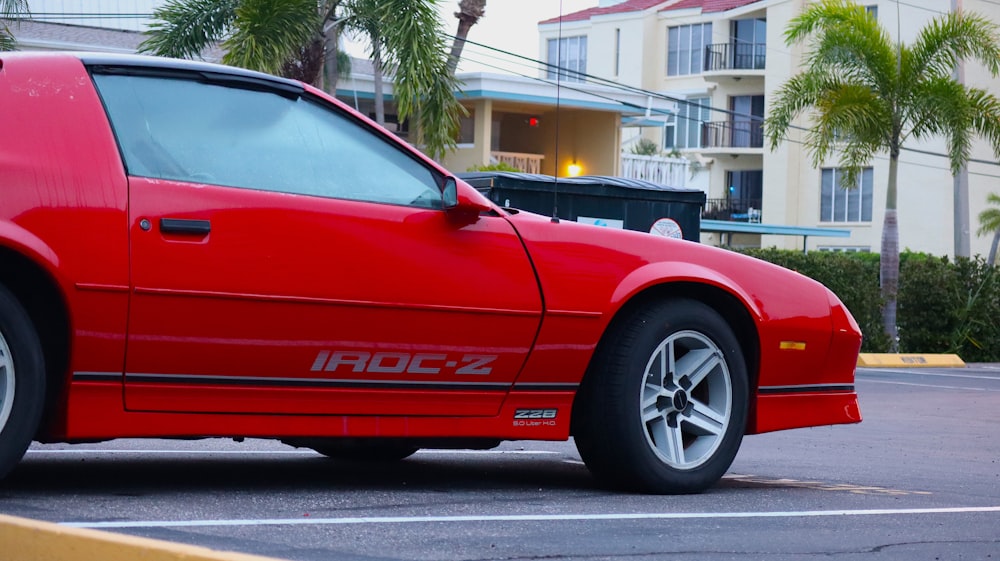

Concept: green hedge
[[739, 249, 1000, 360]]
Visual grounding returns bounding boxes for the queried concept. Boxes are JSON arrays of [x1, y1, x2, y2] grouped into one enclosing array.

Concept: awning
[[700, 220, 851, 253], [622, 116, 670, 128]]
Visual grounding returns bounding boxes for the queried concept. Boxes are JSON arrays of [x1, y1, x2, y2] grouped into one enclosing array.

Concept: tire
[[0, 284, 46, 481], [293, 439, 419, 462], [574, 298, 748, 494]]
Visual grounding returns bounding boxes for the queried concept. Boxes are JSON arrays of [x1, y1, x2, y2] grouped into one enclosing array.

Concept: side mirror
[[443, 176, 492, 214], [443, 176, 460, 208]]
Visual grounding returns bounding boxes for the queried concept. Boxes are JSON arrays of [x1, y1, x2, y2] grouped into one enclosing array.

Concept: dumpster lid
[[458, 171, 701, 194]]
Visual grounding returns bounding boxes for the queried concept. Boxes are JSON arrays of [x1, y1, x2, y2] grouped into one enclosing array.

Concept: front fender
[[607, 260, 763, 323]]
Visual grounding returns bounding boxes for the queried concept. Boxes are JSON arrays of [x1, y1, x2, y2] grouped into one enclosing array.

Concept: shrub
[[629, 138, 659, 156], [467, 162, 520, 172]]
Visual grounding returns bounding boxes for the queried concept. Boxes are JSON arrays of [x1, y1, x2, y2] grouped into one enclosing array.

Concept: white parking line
[[858, 379, 995, 391], [61, 506, 1000, 529], [858, 369, 1000, 380]]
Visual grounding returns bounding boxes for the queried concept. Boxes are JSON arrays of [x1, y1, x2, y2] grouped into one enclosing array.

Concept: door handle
[[159, 218, 211, 235]]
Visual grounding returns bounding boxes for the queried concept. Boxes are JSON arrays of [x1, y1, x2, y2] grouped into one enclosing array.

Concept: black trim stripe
[[73, 372, 122, 382], [758, 384, 855, 395], [512, 383, 579, 392], [74, 372, 580, 393]]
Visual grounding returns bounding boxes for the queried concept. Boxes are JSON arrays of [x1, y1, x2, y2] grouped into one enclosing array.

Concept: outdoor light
[[567, 162, 582, 177]]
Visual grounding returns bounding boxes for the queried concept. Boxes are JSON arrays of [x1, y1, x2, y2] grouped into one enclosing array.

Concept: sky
[[345, 0, 597, 76]]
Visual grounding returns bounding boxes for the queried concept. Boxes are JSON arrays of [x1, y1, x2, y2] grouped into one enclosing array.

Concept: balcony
[[703, 43, 766, 80], [700, 121, 764, 156], [620, 153, 689, 187], [491, 151, 544, 174], [703, 198, 762, 223]]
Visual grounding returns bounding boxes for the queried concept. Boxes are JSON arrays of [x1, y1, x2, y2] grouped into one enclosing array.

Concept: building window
[[665, 97, 711, 149], [667, 23, 712, 76], [457, 109, 475, 145], [547, 36, 588, 82], [730, 18, 766, 70], [866, 5, 878, 19], [821, 167, 874, 222]]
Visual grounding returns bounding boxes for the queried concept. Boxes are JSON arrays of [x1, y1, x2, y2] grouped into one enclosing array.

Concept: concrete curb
[[857, 353, 966, 368], [0, 514, 287, 561]]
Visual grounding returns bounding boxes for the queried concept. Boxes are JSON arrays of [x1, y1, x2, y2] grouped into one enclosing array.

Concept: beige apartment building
[[539, 0, 1000, 255]]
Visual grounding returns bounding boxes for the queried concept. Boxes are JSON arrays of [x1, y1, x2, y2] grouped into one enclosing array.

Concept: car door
[[90, 65, 542, 417]]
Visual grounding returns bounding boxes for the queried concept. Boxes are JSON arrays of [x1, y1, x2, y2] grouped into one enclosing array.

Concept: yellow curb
[[857, 353, 966, 368], [0, 514, 288, 561]]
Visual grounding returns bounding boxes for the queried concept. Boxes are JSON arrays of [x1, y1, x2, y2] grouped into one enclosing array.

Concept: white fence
[[620, 154, 688, 187], [491, 151, 544, 174]]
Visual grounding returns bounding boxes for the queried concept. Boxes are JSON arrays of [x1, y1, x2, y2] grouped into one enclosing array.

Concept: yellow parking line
[[857, 354, 966, 368], [0, 514, 287, 561]]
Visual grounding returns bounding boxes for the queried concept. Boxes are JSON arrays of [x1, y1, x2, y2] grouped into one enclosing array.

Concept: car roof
[[2, 51, 303, 92]]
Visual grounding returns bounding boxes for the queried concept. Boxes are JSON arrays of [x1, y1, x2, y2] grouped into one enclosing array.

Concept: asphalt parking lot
[[3, 364, 999, 561]]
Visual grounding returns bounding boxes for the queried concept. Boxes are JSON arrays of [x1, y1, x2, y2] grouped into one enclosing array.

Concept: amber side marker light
[[779, 341, 807, 350]]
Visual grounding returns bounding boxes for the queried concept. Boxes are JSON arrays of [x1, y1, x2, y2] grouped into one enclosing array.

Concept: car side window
[[91, 71, 443, 209]]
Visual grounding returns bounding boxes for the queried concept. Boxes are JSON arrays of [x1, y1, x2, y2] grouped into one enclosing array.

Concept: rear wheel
[[0, 285, 46, 480], [574, 298, 748, 494]]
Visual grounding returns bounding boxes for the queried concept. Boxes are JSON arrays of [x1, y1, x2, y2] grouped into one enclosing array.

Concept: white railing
[[491, 151, 544, 174], [620, 154, 688, 187]]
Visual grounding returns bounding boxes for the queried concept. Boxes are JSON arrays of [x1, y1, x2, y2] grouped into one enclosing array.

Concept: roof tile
[[539, 0, 673, 24]]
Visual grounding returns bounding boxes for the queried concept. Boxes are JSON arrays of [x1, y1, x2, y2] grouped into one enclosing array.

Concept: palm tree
[[446, 0, 486, 75], [764, 0, 1000, 351], [978, 193, 1000, 267], [140, 0, 464, 160], [1, 0, 29, 51]]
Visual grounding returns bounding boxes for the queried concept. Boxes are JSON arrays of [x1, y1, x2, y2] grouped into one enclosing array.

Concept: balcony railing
[[702, 121, 764, 149], [703, 198, 762, 222], [704, 42, 766, 72], [491, 151, 544, 174], [620, 153, 688, 187]]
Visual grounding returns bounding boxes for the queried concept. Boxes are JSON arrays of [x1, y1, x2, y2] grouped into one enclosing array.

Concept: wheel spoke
[[648, 416, 685, 465], [677, 348, 720, 389], [642, 393, 664, 423], [662, 423, 685, 465], [685, 398, 726, 436]]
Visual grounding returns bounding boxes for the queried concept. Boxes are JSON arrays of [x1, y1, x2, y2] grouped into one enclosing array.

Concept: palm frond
[[967, 88, 1000, 162], [371, 0, 465, 160], [908, 11, 1000, 82], [139, 0, 240, 59], [978, 194, 1000, 236], [784, 0, 872, 46], [801, 8, 895, 92], [1, 27, 15, 51], [222, 0, 321, 75], [764, 71, 828, 150], [0, 0, 29, 16], [1, 0, 29, 51]]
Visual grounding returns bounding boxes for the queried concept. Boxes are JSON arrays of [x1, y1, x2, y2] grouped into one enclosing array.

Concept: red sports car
[[0, 52, 861, 493]]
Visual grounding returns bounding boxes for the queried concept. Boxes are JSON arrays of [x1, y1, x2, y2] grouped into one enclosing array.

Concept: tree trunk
[[881, 154, 901, 352], [446, 0, 486, 76], [323, 25, 340, 93], [372, 46, 385, 127], [446, 18, 475, 75], [989, 230, 1000, 267]]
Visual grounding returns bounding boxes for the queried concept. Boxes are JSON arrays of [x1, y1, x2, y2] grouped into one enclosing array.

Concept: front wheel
[[573, 298, 748, 494], [0, 285, 46, 480]]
